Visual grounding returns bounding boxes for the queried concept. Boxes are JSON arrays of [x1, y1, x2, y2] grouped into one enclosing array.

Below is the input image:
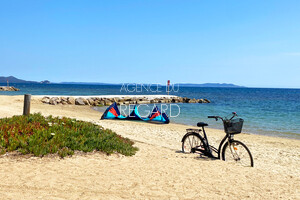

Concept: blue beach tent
[[101, 102, 170, 124]]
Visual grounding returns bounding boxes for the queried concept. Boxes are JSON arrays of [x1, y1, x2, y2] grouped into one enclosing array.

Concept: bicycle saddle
[[197, 122, 208, 127]]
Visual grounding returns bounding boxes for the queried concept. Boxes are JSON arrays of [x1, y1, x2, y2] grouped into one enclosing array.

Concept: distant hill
[[0, 76, 50, 84], [40, 80, 51, 84], [60, 82, 120, 85], [0, 76, 243, 87], [0, 76, 35, 83], [178, 83, 245, 88], [61, 82, 244, 87]]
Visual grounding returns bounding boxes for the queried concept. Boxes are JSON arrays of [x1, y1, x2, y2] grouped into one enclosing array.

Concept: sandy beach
[[0, 95, 299, 199]]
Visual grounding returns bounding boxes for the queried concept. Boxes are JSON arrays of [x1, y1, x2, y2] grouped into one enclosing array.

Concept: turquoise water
[[1, 83, 300, 139]]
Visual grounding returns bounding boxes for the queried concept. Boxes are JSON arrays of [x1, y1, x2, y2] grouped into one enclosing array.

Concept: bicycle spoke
[[192, 136, 195, 148], [188, 136, 192, 150], [224, 141, 253, 167], [182, 133, 203, 154], [230, 143, 240, 161]]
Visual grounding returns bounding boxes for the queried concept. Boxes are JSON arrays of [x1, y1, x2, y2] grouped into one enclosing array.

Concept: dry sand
[[0, 95, 299, 199]]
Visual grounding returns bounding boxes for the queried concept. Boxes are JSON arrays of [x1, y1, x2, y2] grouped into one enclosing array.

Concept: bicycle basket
[[223, 118, 244, 134]]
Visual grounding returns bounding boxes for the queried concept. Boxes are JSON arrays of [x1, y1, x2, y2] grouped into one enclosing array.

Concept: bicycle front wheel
[[222, 140, 254, 167]]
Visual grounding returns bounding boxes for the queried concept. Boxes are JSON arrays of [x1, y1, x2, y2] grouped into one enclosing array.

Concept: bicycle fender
[[181, 132, 201, 142]]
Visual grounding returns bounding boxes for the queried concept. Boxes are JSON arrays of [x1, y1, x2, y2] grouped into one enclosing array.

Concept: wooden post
[[23, 94, 31, 115]]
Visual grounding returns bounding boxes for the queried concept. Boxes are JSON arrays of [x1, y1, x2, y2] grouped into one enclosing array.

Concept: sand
[[0, 95, 299, 199]]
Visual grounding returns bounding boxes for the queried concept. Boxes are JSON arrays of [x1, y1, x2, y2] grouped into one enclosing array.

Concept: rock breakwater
[[41, 96, 211, 106], [0, 86, 20, 91]]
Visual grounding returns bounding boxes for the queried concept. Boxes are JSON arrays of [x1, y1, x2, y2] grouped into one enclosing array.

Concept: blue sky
[[0, 0, 299, 88]]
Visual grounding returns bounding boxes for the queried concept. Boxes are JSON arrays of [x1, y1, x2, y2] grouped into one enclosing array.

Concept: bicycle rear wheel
[[182, 133, 204, 153], [222, 140, 254, 167]]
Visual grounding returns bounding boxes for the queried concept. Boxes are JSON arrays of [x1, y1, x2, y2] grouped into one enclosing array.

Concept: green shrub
[[0, 113, 138, 158]]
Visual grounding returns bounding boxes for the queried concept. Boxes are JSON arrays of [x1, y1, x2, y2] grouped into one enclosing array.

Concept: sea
[[1, 83, 300, 140]]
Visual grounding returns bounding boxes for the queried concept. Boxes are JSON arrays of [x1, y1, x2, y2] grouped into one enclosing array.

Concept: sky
[[0, 0, 300, 88]]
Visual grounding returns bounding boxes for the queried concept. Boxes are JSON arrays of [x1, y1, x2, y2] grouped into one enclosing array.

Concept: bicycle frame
[[216, 134, 230, 159], [189, 127, 233, 159]]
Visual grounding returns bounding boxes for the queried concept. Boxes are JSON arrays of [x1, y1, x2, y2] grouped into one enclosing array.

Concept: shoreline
[[1, 94, 299, 140], [172, 120, 300, 141], [93, 103, 300, 141], [0, 95, 298, 144], [170, 121, 300, 141]]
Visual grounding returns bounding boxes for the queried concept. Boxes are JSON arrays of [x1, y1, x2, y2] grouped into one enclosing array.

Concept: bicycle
[[181, 112, 254, 167]]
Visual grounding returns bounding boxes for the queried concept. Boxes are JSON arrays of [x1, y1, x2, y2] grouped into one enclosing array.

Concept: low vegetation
[[0, 113, 138, 158]]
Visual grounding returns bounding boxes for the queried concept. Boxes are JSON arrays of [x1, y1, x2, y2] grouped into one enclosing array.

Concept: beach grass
[[0, 113, 138, 157]]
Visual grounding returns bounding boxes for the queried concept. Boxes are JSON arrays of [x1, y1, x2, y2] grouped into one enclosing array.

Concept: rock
[[178, 97, 184, 102], [93, 99, 100, 106], [172, 99, 179, 103], [41, 97, 50, 104], [67, 97, 75, 105], [204, 99, 211, 103], [38, 95, 210, 106], [75, 98, 86, 105], [137, 100, 151, 104], [183, 97, 190, 103], [113, 97, 120, 102], [82, 98, 89, 105], [158, 99, 166, 103], [0, 86, 20, 91], [50, 97, 59, 105], [188, 98, 197, 103], [87, 98, 95, 106], [198, 99, 205, 103], [99, 100, 105, 106], [104, 100, 113, 106], [13, 87, 20, 91], [123, 97, 131, 101], [61, 97, 68, 102]]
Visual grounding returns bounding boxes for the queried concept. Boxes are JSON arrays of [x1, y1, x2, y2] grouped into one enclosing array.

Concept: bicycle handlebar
[[208, 112, 238, 121], [230, 112, 237, 120], [207, 116, 223, 121]]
